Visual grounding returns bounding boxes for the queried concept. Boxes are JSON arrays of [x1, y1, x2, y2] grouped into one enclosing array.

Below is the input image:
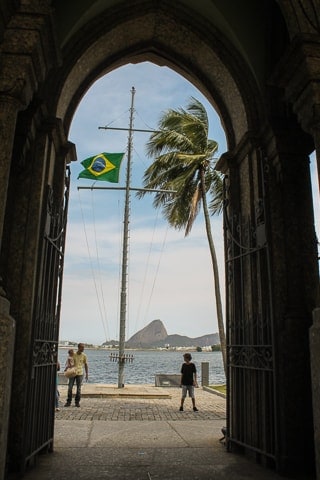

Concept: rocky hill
[[122, 319, 219, 348], [126, 319, 168, 347]]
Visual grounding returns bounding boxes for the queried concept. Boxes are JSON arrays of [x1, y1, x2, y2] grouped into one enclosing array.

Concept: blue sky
[[59, 61, 319, 345]]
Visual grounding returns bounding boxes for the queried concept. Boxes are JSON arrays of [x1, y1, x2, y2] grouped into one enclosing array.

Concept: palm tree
[[137, 97, 226, 374]]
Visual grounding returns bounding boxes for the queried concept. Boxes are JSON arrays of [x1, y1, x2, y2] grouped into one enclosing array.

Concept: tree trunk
[[199, 168, 227, 375]]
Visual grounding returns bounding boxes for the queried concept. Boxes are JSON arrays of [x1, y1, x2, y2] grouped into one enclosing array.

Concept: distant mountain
[[126, 319, 167, 347], [119, 319, 219, 348]]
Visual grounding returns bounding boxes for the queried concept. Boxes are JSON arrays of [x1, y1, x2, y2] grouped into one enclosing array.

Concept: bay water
[[59, 348, 225, 385]]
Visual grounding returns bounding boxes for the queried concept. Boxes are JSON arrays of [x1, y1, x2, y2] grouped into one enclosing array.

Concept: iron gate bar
[[22, 168, 70, 472], [224, 151, 276, 465], [225, 247, 266, 261]]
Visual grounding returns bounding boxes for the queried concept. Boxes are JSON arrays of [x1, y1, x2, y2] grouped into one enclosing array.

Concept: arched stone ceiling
[[52, 0, 287, 88], [50, 0, 288, 150]]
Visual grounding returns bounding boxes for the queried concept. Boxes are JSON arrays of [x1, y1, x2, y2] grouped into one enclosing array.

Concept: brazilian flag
[[78, 152, 125, 183]]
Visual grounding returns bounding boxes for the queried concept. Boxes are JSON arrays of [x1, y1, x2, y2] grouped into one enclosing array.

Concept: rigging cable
[[142, 221, 169, 326], [133, 207, 161, 333], [134, 108, 156, 134], [78, 189, 109, 341], [130, 111, 168, 330], [90, 189, 110, 341], [102, 108, 132, 129], [131, 138, 156, 332], [144, 224, 169, 322]]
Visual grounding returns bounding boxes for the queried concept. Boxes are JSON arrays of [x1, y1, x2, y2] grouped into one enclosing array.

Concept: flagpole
[[118, 86, 135, 388], [81, 89, 176, 389]]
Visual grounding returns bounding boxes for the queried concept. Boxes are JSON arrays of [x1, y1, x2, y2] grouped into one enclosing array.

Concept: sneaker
[[75, 403, 80, 408], [179, 406, 183, 411], [193, 407, 198, 412], [64, 403, 71, 407]]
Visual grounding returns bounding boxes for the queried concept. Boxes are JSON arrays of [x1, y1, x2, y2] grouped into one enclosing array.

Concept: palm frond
[[146, 129, 194, 156], [139, 96, 224, 226]]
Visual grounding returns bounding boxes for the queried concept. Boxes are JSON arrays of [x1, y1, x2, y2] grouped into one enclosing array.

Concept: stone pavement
[[16, 385, 311, 480], [55, 383, 226, 421]]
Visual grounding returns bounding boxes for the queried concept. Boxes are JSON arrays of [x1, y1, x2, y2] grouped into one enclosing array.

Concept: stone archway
[[48, 6, 318, 474], [53, 7, 259, 144], [0, 1, 319, 478]]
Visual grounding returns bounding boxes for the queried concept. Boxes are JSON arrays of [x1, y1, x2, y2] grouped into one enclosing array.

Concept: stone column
[[310, 308, 320, 480], [271, 34, 320, 475], [0, 2, 61, 474], [0, 298, 15, 480], [0, 94, 21, 251], [0, 93, 21, 480]]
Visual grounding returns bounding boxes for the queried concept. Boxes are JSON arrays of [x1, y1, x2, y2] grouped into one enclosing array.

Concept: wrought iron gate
[[225, 156, 277, 466], [23, 167, 70, 470]]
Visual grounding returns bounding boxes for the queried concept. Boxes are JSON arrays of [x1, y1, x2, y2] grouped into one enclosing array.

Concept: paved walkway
[[15, 385, 311, 480], [55, 384, 226, 421]]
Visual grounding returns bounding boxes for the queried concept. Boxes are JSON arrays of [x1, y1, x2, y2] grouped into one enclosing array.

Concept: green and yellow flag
[[78, 152, 125, 183]]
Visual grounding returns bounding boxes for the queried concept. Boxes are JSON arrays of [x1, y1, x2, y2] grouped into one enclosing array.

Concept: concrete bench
[[58, 372, 69, 385], [155, 374, 181, 387]]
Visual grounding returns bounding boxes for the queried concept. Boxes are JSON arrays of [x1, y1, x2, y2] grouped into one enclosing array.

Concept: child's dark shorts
[[181, 385, 195, 399]]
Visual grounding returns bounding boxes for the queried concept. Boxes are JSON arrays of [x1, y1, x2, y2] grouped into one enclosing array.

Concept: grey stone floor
[[55, 384, 226, 421], [9, 386, 314, 480]]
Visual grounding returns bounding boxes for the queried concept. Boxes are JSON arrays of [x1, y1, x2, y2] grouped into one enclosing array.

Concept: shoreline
[[58, 346, 219, 352]]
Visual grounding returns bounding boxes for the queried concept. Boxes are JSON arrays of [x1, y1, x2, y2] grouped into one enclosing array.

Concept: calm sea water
[[59, 348, 225, 385]]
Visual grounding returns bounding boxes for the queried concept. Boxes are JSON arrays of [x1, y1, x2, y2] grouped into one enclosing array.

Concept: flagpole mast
[[118, 86, 135, 388], [83, 89, 176, 388]]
